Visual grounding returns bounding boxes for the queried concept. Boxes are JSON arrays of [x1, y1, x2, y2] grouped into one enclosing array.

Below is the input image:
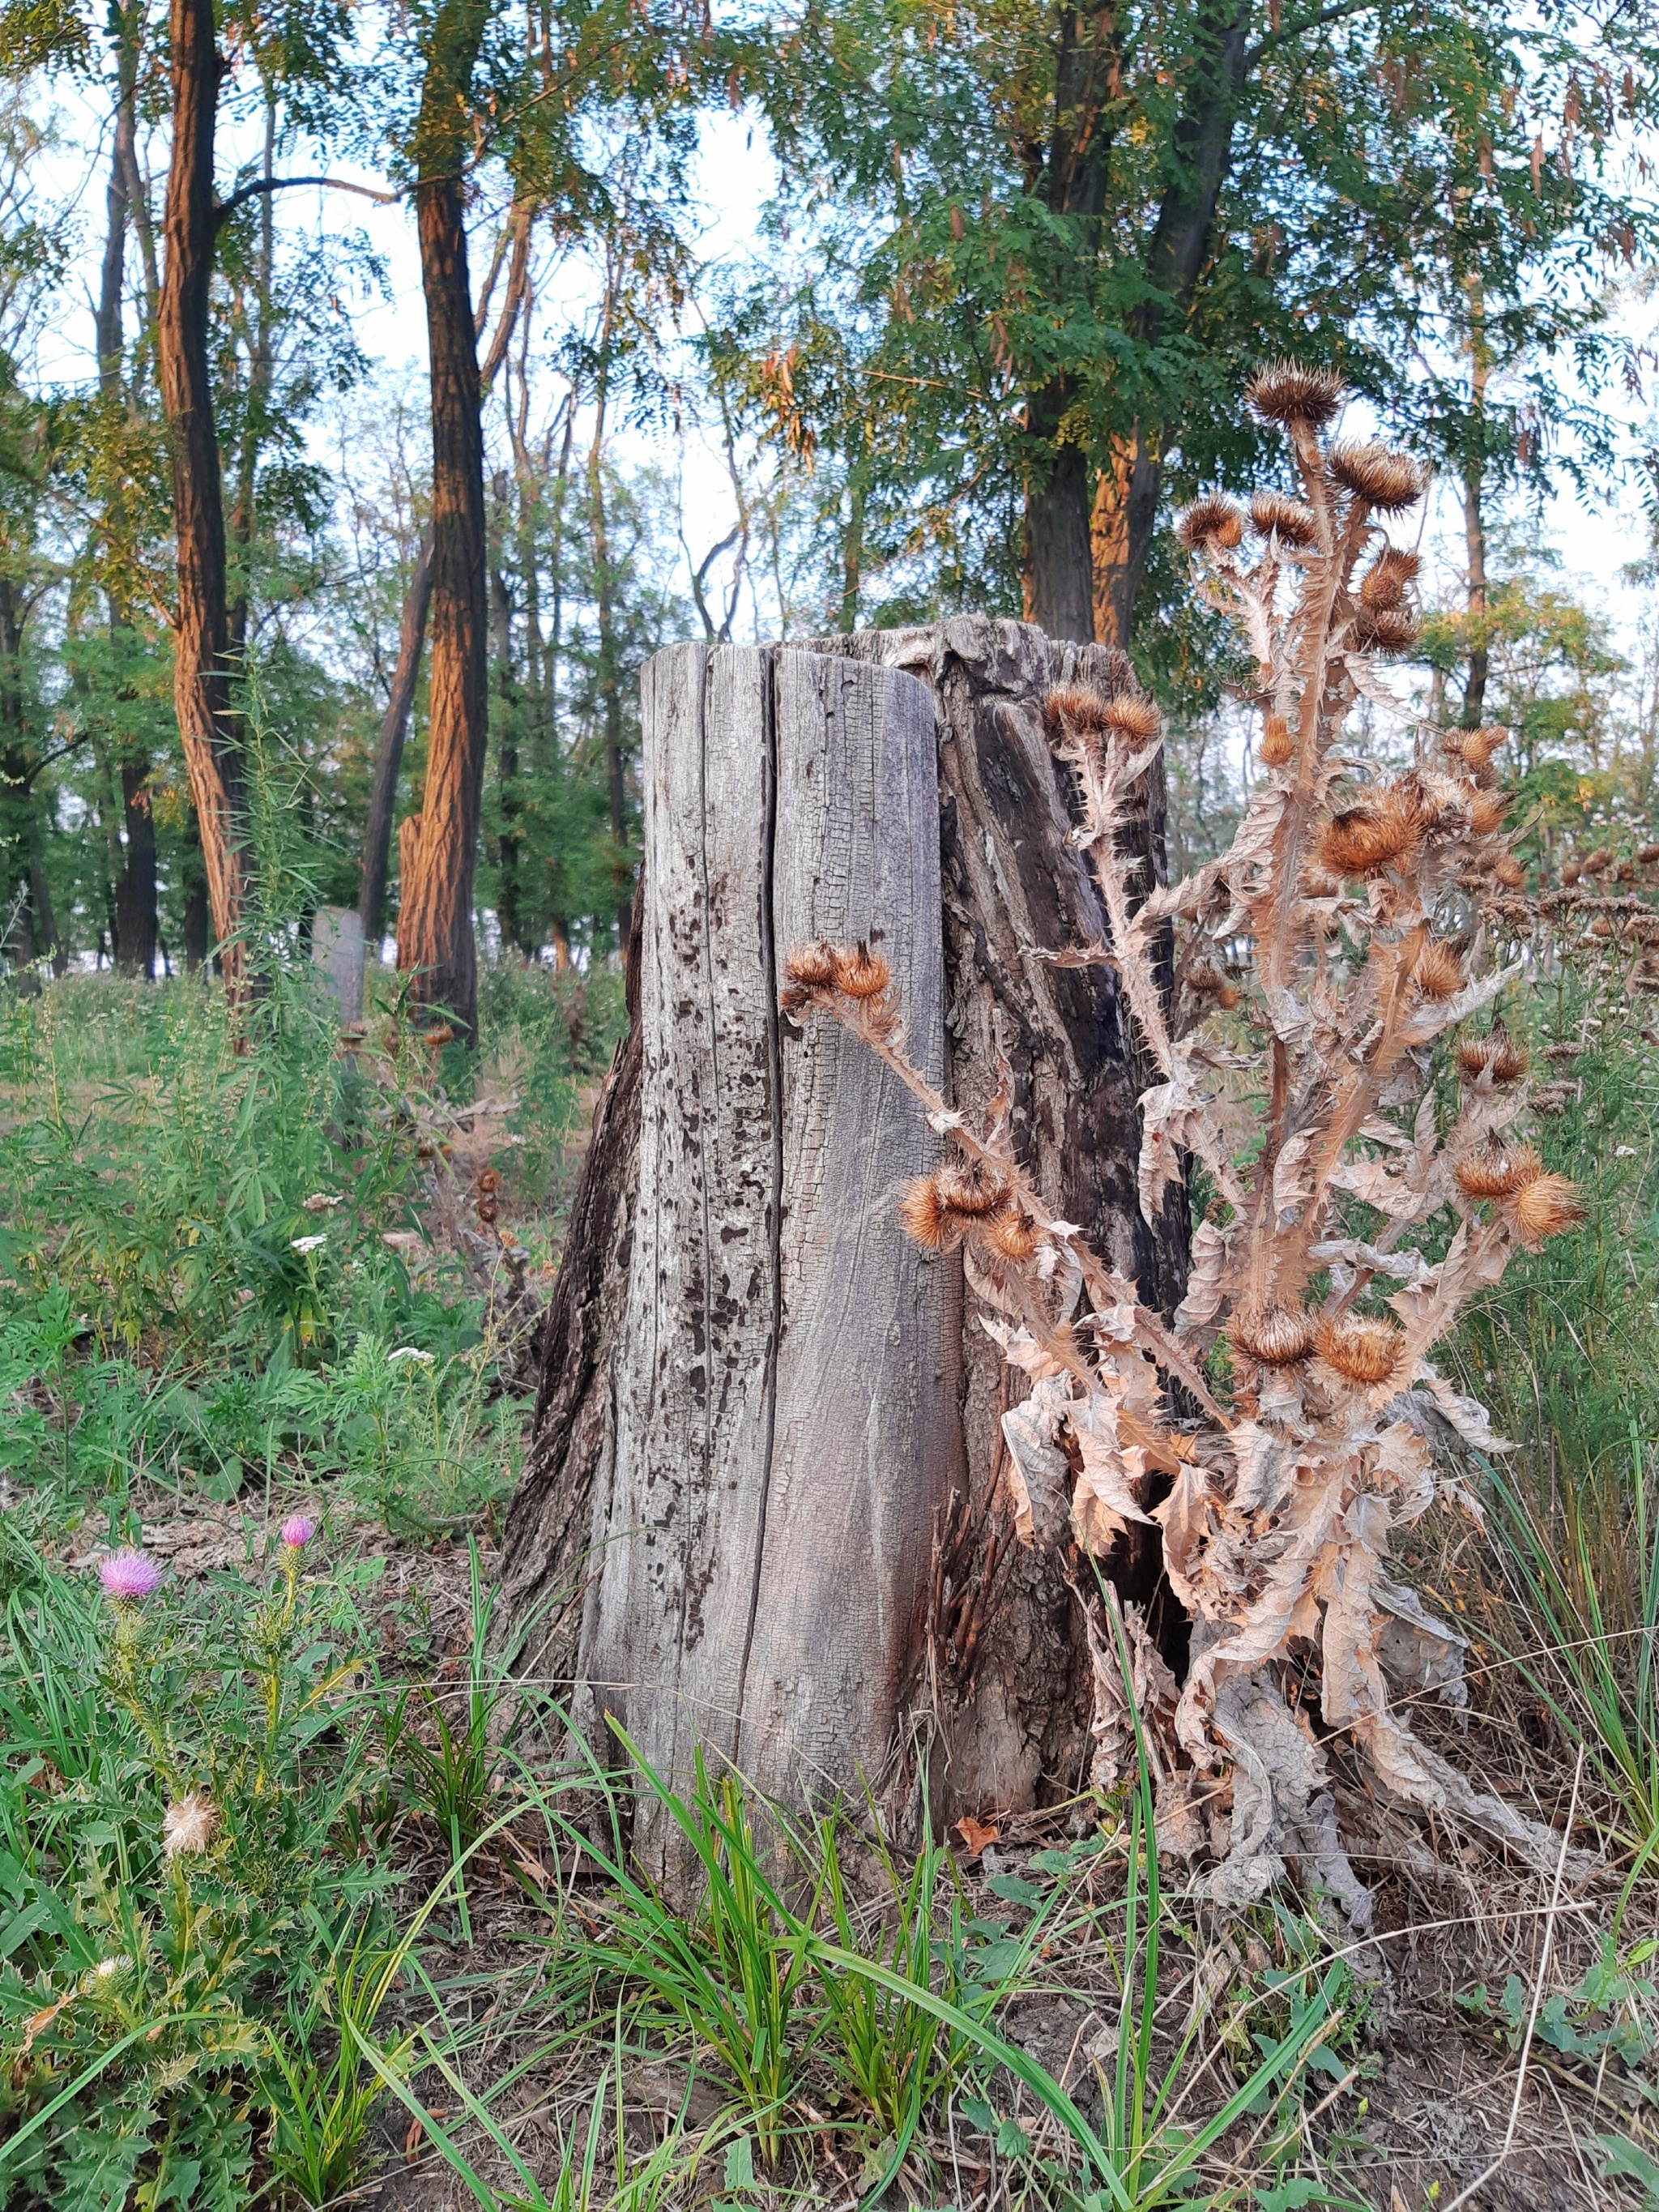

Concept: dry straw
[[786, 369, 1585, 1916]]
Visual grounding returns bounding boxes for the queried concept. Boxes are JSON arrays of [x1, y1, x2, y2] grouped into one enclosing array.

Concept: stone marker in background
[[312, 906, 365, 1023]]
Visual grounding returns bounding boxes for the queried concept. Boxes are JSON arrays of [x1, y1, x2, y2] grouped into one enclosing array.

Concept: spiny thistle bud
[[1318, 797, 1419, 878], [1043, 684, 1113, 743], [1456, 1029, 1527, 1085], [1249, 490, 1320, 547], [1316, 1313, 1405, 1386], [1410, 941, 1465, 999], [162, 1793, 218, 1859], [1456, 724, 1508, 775], [1326, 441, 1426, 514], [1358, 545, 1422, 608], [1492, 855, 1527, 889], [979, 1201, 1043, 1262], [1512, 1172, 1584, 1250], [832, 943, 892, 999], [898, 1176, 959, 1251], [785, 941, 839, 989], [1176, 494, 1246, 551], [1229, 1301, 1316, 1367], [1455, 1141, 1542, 1199], [1259, 713, 1295, 767], [1101, 693, 1163, 742], [934, 1159, 1008, 1218], [1351, 604, 1420, 654], [1247, 361, 1346, 429], [1469, 790, 1512, 837]]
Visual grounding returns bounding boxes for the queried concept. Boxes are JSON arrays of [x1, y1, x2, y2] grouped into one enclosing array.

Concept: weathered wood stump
[[499, 622, 1186, 1883]]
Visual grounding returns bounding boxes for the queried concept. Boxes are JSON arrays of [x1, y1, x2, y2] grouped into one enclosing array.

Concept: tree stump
[[498, 621, 1187, 1880]]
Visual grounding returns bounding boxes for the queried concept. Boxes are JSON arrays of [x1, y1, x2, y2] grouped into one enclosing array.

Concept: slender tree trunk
[[586, 297, 632, 960], [0, 577, 36, 962], [1461, 277, 1491, 729], [227, 92, 275, 668], [358, 524, 433, 946], [158, 0, 250, 997], [838, 472, 864, 634], [490, 518, 524, 954], [395, 0, 491, 1040], [99, 38, 158, 979]]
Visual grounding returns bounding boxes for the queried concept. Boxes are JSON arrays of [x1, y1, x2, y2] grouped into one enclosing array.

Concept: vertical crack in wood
[[679, 645, 717, 1689], [736, 645, 783, 1756]]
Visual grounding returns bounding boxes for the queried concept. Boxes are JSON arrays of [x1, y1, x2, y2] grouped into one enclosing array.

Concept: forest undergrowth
[[1, 942, 1657, 2210]]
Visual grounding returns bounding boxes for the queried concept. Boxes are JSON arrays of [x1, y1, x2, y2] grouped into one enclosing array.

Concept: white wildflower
[[290, 1234, 327, 1253], [388, 1346, 433, 1364]]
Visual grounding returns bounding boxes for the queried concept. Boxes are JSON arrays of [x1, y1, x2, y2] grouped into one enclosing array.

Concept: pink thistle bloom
[[100, 1550, 162, 1602], [280, 1515, 315, 1549]]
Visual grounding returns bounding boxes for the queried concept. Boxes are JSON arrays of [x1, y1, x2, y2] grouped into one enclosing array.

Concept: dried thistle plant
[[783, 365, 1593, 1919]]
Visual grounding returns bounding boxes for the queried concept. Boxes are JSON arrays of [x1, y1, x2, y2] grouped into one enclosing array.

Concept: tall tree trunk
[[1461, 277, 1491, 729], [99, 36, 158, 980], [499, 619, 1188, 1844], [358, 524, 433, 946], [586, 296, 633, 960], [227, 91, 275, 668], [1025, 401, 1095, 642], [1086, 0, 1249, 648], [395, 0, 491, 1041], [490, 516, 524, 954], [0, 576, 36, 963], [158, 0, 250, 997]]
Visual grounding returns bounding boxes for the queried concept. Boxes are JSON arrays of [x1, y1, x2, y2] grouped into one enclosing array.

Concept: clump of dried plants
[[783, 362, 1589, 1924]]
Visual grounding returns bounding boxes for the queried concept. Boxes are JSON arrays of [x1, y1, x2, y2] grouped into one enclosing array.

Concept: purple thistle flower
[[100, 1550, 162, 1602], [280, 1514, 315, 1550]]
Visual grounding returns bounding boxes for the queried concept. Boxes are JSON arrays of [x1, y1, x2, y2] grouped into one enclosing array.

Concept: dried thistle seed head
[[1351, 604, 1421, 654], [1250, 489, 1320, 546], [1316, 1313, 1405, 1386], [1229, 1301, 1316, 1367], [1469, 789, 1512, 837], [1176, 493, 1246, 551], [1492, 855, 1527, 888], [1358, 545, 1422, 608], [1491, 1032, 1529, 1083], [1461, 724, 1508, 773], [1618, 859, 1636, 882], [1457, 1028, 1526, 1084], [1561, 860, 1583, 886], [1640, 843, 1659, 865], [1318, 798, 1418, 878], [1411, 941, 1465, 998], [1215, 981, 1243, 1010], [1512, 1172, 1584, 1249], [898, 1176, 961, 1250], [979, 1200, 1043, 1262], [833, 942, 892, 998], [1455, 1141, 1542, 1199], [1043, 683, 1113, 744], [1582, 846, 1612, 876], [934, 1159, 1009, 1218], [1247, 360, 1346, 429], [784, 941, 839, 989], [162, 1792, 218, 1858], [1327, 441, 1427, 513], [1185, 961, 1228, 995], [1259, 713, 1296, 767], [1102, 692, 1163, 742]]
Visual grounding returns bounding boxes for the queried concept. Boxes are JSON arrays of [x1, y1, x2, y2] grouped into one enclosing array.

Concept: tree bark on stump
[[500, 620, 1187, 1876]]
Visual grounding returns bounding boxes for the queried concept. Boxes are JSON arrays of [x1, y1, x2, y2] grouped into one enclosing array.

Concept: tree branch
[[215, 175, 399, 226], [1243, 0, 1375, 71]]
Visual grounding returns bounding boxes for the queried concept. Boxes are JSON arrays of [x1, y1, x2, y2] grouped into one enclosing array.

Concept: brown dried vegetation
[[787, 377, 1587, 1923]]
